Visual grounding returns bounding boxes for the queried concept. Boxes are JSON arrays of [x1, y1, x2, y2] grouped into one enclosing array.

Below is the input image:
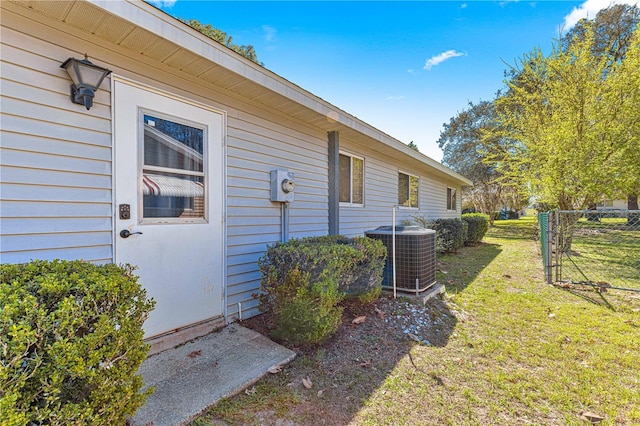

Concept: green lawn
[[193, 217, 640, 425], [560, 217, 640, 290]]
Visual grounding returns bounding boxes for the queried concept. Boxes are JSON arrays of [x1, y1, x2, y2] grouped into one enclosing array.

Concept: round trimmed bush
[[268, 268, 344, 346], [257, 235, 386, 345], [0, 260, 155, 425]]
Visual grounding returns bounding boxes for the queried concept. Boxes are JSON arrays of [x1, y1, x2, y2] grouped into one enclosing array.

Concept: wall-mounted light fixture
[[60, 55, 112, 110]]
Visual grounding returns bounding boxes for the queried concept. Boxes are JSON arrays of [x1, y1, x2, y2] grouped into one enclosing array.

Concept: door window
[[141, 113, 206, 221]]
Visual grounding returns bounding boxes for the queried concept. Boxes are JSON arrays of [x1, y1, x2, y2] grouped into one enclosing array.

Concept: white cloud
[[562, 0, 640, 31], [386, 95, 405, 101], [424, 50, 466, 70], [147, 0, 177, 7], [262, 25, 277, 42]]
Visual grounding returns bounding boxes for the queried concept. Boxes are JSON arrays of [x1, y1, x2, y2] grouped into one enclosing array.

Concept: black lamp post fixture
[[60, 56, 112, 110]]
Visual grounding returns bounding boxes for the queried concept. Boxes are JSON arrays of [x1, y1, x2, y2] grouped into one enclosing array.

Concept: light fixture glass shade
[[60, 57, 112, 110]]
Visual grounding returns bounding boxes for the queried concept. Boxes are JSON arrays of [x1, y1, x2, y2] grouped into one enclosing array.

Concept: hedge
[[0, 260, 154, 425], [462, 213, 490, 244], [259, 235, 386, 303], [257, 235, 386, 345], [428, 219, 467, 253]]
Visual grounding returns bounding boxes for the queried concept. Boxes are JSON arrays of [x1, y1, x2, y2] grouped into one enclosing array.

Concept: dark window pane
[[339, 154, 351, 203], [352, 157, 363, 204], [144, 115, 203, 154], [398, 172, 409, 206], [447, 188, 457, 210], [409, 175, 419, 208]]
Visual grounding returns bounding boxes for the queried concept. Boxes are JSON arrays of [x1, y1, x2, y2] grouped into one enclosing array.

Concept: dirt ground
[[231, 291, 460, 425]]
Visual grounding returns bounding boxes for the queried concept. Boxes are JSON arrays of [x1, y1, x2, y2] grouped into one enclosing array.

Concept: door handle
[[120, 229, 143, 238]]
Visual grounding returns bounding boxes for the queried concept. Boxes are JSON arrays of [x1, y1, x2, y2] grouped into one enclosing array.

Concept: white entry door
[[113, 79, 225, 338]]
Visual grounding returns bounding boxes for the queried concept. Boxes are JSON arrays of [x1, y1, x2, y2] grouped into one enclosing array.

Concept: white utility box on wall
[[270, 169, 295, 202]]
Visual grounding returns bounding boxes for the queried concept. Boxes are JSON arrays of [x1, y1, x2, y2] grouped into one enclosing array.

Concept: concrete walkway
[[131, 323, 296, 426]]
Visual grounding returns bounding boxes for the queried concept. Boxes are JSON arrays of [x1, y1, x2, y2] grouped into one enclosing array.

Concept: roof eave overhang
[[12, 0, 472, 186]]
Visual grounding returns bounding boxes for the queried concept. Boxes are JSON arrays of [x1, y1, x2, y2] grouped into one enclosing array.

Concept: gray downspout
[[328, 131, 339, 236]]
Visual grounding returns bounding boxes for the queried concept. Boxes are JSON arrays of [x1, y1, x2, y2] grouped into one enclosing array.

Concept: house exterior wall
[[0, 3, 328, 321], [1, 20, 114, 264], [595, 199, 628, 210], [0, 2, 467, 326], [224, 112, 328, 319], [338, 140, 462, 237]]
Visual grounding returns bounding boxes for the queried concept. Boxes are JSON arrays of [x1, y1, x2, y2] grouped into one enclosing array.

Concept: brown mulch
[[243, 294, 457, 352], [234, 293, 458, 424]]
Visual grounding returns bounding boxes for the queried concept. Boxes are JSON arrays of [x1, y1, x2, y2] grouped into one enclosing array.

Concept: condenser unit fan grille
[[365, 226, 436, 294]]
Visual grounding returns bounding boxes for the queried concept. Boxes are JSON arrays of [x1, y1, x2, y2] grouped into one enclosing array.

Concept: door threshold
[[145, 316, 227, 356]]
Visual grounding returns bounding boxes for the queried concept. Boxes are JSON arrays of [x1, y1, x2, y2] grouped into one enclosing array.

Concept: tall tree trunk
[[558, 194, 580, 253], [628, 194, 639, 226]]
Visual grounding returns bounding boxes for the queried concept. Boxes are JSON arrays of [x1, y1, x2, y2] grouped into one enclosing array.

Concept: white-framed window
[[140, 111, 207, 223], [339, 152, 364, 206], [398, 171, 419, 208], [447, 187, 457, 211]]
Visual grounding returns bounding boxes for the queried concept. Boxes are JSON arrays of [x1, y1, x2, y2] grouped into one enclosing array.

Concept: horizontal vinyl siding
[[339, 142, 462, 237], [0, 24, 113, 264], [1, 7, 332, 322], [225, 110, 329, 319], [421, 176, 461, 219], [3, 5, 463, 324]]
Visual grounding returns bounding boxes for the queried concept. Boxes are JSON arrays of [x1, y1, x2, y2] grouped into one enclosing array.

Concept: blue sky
[[151, 0, 638, 161]]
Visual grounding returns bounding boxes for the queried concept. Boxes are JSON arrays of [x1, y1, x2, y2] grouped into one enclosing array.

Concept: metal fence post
[[538, 212, 546, 281], [539, 211, 553, 284], [546, 211, 554, 284], [554, 210, 560, 283]]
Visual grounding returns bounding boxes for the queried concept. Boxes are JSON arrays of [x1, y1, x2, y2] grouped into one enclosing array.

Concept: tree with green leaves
[[407, 141, 420, 152], [601, 23, 640, 221], [182, 19, 263, 66], [562, 4, 640, 211], [437, 100, 524, 225], [491, 19, 640, 249], [492, 23, 623, 211]]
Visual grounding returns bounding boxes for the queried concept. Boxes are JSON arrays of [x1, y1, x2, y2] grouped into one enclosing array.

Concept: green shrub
[[259, 235, 386, 304], [269, 268, 343, 346], [407, 214, 467, 253], [429, 219, 467, 253], [0, 260, 155, 425], [258, 235, 386, 344], [462, 213, 490, 245]]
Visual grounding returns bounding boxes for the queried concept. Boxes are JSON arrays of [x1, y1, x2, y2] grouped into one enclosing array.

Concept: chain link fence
[[540, 210, 640, 292]]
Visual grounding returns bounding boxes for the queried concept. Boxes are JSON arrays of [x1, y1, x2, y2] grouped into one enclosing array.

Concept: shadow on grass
[[553, 281, 640, 313], [486, 219, 540, 241], [438, 242, 503, 295], [553, 283, 616, 310], [195, 238, 507, 425], [206, 290, 462, 425]]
